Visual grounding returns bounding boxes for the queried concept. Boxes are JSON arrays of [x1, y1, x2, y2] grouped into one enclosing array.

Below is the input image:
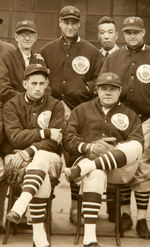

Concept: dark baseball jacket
[[40, 36, 103, 109], [101, 44, 150, 122], [63, 97, 144, 163], [3, 93, 64, 156], [0, 47, 45, 103]]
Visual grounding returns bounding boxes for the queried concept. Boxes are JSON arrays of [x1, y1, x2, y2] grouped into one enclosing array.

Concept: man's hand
[[92, 137, 117, 155], [10, 152, 24, 168], [87, 137, 117, 160], [50, 128, 62, 144]]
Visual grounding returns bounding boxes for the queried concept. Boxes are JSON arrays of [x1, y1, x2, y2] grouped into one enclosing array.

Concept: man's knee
[[83, 170, 107, 194]]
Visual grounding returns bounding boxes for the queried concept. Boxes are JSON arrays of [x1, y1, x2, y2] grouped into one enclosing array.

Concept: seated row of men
[[0, 63, 146, 247]]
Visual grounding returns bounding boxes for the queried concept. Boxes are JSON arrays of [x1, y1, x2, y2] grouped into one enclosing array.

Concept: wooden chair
[[74, 183, 123, 247], [2, 180, 57, 246]]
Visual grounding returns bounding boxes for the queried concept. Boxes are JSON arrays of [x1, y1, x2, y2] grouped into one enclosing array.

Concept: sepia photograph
[[0, 1, 150, 247]]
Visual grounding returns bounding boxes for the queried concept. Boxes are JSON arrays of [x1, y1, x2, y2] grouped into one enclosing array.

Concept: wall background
[[0, 0, 150, 51]]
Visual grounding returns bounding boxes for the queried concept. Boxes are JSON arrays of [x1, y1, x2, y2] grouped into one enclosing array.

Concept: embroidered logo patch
[[37, 111, 51, 129], [72, 56, 90, 74], [111, 113, 129, 130], [136, 64, 150, 83]]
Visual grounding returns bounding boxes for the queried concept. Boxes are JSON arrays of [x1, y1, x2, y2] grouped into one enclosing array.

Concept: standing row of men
[[0, 4, 150, 247]]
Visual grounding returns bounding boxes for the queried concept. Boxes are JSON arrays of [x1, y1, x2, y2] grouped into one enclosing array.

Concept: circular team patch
[[72, 56, 90, 74], [37, 111, 51, 129], [136, 64, 150, 83], [111, 113, 129, 131]]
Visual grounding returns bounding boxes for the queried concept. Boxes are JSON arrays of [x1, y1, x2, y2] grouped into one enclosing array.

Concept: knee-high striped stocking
[[11, 170, 45, 217], [134, 191, 150, 220], [29, 198, 49, 247], [82, 192, 101, 245]]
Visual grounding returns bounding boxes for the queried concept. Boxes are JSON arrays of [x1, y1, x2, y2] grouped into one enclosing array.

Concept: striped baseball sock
[[65, 149, 126, 180], [120, 184, 131, 216], [134, 191, 149, 220], [82, 192, 101, 245], [11, 170, 46, 217], [29, 198, 49, 247]]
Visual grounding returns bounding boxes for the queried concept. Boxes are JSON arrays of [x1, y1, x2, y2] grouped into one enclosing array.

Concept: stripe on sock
[[29, 198, 47, 223], [120, 185, 131, 205], [135, 191, 150, 210], [22, 170, 45, 196], [82, 192, 101, 224], [94, 150, 126, 170]]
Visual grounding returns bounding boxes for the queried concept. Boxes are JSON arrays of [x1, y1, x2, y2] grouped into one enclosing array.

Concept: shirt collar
[[24, 94, 44, 104], [126, 43, 145, 52], [100, 44, 119, 56]]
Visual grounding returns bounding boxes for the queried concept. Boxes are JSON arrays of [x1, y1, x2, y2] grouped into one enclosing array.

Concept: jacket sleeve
[[3, 100, 42, 148], [30, 101, 65, 154], [63, 108, 89, 155], [125, 114, 144, 150], [0, 55, 21, 103]]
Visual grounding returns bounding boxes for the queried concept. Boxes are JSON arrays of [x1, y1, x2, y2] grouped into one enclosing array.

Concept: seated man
[[63, 72, 144, 247], [3, 63, 64, 247]]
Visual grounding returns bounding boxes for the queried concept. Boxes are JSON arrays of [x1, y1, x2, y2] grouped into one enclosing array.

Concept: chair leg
[[46, 193, 53, 245], [2, 186, 15, 245], [115, 185, 121, 246], [74, 194, 82, 245]]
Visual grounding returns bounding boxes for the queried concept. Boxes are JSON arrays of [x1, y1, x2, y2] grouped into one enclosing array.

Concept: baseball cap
[[16, 20, 37, 33], [97, 72, 121, 88], [60, 5, 80, 20], [0, 18, 3, 24], [24, 64, 49, 78], [122, 16, 145, 31]]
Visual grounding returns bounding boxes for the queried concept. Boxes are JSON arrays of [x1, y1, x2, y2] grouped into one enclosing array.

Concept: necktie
[[105, 51, 109, 58]]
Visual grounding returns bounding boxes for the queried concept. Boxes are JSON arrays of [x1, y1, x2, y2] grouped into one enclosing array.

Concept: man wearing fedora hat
[[63, 72, 143, 247], [101, 16, 150, 238], [3, 63, 64, 247]]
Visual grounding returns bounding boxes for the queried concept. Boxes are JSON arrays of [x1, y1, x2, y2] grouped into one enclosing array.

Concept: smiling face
[[15, 30, 37, 51], [23, 73, 48, 101], [59, 18, 80, 39], [123, 29, 145, 48], [98, 23, 118, 51], [97, 84, 121, 108]]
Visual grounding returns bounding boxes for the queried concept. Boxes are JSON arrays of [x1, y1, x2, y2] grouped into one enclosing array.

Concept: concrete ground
[[0, 159, 150, 247]]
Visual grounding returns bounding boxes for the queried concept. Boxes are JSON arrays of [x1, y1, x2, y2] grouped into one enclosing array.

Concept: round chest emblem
[[111, 113, 129, 131], [37, 111, 51, 129], [72, 56, 90, 74], [136, 64, 150, 83]]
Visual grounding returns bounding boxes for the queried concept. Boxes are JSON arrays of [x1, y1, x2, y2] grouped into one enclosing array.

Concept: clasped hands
[[86, 137, 117, 160]]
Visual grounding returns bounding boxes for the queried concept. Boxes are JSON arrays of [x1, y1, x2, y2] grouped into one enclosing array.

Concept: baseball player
[[40, 5, 103, 225], [101, 16, 150, 238], [63, 72, 143, 247], [3, 64, 64, 247]]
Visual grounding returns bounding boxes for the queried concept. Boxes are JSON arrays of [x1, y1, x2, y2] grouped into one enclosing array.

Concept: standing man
[[0, 19, 45, 104], [3, 63, 64, 247], [40, 5, 103, 225], [98, 16, 119, 59], [101, 16, 150, 238]]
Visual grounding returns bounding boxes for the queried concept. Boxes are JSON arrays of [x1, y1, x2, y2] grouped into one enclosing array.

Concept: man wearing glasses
[[0, 20, 45, 103]]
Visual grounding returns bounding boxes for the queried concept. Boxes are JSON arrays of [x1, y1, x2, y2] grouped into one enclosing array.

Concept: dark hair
[[98, 16, 116, 27]]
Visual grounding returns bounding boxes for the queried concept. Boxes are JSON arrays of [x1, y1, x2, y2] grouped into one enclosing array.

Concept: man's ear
[[14, 33, 18, 42], [22, 79, 27, 90]]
